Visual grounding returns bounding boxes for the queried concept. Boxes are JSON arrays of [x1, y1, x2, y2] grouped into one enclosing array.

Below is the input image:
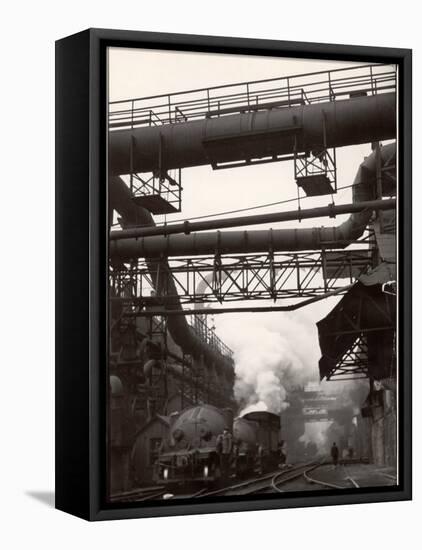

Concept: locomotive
[[153, 404, 281, 486], [236, 411, 282, 475]]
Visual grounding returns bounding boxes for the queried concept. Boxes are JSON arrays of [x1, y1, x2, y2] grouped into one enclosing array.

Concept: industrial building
[[107, 58, 397, 497]]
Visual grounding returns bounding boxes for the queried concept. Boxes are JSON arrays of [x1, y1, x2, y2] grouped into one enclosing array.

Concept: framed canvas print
[[55, 28, 412, 521]]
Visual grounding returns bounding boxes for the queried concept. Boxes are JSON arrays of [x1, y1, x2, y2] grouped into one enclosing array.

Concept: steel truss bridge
[[110, 247, 372, 308], [108, 63, 396, 384], [109, 239, 382, 380]]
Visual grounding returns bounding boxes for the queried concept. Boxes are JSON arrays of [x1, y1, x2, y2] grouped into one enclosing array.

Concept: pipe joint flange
[[268, 227, 274, 255], [183, 220, 191, 235], [328, 202, 337, 219]]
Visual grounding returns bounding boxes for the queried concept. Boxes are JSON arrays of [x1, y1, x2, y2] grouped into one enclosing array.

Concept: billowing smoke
[[215, 299, 336, 415], [233, 327, 307, 415], [214, 299, 370, 457], [300, 422, 331, 448]]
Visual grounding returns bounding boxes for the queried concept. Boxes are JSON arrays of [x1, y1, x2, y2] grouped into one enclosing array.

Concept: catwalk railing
[[109, 64, 396, 129]]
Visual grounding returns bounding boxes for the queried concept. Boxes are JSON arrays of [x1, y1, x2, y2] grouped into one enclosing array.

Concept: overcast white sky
[[108, 47, 382, 236], [107, 48, 395, 394]]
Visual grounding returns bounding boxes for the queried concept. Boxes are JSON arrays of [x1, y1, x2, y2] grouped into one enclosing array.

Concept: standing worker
[[279, 441, 287, 468], [330, 442, 339, 469], [216, 427, 233, 480]]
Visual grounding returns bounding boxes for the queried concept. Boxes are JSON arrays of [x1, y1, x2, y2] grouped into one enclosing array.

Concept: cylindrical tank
[[170, 404, 230, 448]]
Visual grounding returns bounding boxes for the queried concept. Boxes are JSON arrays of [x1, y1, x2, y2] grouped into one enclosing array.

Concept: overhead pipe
[[112, 284, 354, 316], [109, 93, 396, 175], [109, 198, 395, 241], [109, 176, 234, 381], [110, 143, 396, 260]]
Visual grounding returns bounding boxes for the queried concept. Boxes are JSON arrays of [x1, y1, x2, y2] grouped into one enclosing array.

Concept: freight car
[[153, 404, 281, 486]]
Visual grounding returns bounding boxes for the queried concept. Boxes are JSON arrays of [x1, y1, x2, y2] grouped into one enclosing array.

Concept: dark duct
[[110, 142, 396, 261], [109, 93, 396, 175], [109, 176, 234, 381]]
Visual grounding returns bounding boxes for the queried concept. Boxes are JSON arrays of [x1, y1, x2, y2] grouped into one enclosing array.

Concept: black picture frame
[[55, 28, 412, 521]]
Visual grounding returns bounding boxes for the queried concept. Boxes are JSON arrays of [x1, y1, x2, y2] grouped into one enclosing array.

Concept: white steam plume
[[215, 299, 337, 415]]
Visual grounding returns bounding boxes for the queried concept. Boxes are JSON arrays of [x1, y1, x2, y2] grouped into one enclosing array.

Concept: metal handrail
[[109, 64, 396, 130], [191, 315, 233, 358]]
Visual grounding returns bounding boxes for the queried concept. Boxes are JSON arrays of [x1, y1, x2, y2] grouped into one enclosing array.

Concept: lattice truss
[[320, 282, 396, 381], [109, 247, 372, 307], [325, 336, 369, 381]]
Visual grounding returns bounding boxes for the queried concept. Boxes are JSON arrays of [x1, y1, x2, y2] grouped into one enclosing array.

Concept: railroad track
[[380, 472, 397, 483], [109, 486, 167, 503], [196, 462, 322, 498], [196, 460, 364, 497], [112, 461, 364, 502], [269, 461, 323, 493], [304, 464, 360, 490], [113, 462, 364, 502]]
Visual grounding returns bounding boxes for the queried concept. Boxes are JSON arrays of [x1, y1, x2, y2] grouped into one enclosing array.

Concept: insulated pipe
[[109, 176, 234, 381], [110, 143, 395, 260], [109, 93, 396, 175], [109, 198, 395, 241], [112, 143, 396, 259], [114, 284, 354, 315]]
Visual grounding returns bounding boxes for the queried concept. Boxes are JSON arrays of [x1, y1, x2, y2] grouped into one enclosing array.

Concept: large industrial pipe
[[110, 198, 395, 241], [109, 176, 234, 381], [110, 143, 395, 260], [109, 93, 396, 175], [113, 284, 354, 315]]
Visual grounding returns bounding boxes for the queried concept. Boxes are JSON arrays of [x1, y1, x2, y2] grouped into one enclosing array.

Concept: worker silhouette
[[216, 427, 233, 480], [330, 442, 339, 469]]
